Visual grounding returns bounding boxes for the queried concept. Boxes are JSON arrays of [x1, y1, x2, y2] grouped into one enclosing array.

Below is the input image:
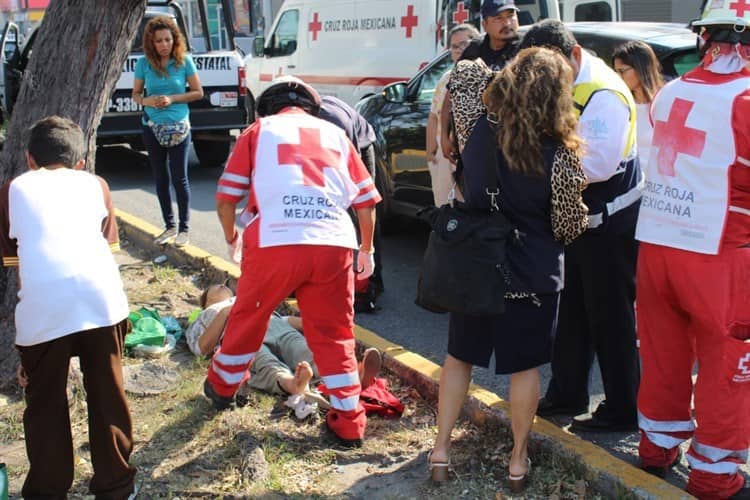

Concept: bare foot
[[290, 361, 313, 394]]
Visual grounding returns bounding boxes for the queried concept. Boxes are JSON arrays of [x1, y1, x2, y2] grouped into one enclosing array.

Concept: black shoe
[[570, 407, 638, 433], [641, 449, 682, 479], [203, 379, 235, 411], [536, 397, 587, 417], [730, 481, 750, 500], [354, 291, 380, 313], [325, 416, 363, 448]]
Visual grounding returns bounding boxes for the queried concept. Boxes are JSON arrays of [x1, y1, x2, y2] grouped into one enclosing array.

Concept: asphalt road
[[97, 143, 747, 490]]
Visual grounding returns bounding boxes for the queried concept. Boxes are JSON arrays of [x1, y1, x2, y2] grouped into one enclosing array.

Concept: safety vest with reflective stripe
[[574, 57, 642, 232]]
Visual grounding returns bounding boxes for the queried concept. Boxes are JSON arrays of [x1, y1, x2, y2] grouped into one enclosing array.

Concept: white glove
[[356, 248, 375, 280], [227, 229, 243, 264]]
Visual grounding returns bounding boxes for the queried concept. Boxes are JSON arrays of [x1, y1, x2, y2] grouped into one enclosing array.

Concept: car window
[[414, 54, 454, 104], [269, 9, 299, 57], [575, 2, 613, 21], [671, 51, 700, 76]]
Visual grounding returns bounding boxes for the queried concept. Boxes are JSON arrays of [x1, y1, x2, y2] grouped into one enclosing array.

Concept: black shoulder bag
[[415, 119, 517, 316]]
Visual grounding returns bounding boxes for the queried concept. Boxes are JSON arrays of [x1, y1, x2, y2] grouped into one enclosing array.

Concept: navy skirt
[[448, 293, 560, 374]]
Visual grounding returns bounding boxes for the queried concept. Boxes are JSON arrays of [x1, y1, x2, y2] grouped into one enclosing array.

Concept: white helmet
[[692, 0, 750, 29], [256, 76, 322, 117]]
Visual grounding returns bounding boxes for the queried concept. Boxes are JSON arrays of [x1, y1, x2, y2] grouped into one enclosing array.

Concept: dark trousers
[[143, 125, 191, 233], [18, 320, 136, 499], [357, 144, 384, 292], [544, 225, 640, 422]]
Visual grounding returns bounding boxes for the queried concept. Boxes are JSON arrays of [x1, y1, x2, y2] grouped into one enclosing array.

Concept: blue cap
[[481, 0, 519, 18]]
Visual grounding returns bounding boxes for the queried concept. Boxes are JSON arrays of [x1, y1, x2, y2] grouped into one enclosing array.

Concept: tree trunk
[[0, 0, 147, 388]]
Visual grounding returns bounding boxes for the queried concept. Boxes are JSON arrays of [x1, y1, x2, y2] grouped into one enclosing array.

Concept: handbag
[[415, 119, 518, 316], [144, 109, 190, 148]]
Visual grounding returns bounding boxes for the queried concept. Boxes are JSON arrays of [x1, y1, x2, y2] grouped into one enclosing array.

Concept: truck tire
[[193, 132, 231, 168]]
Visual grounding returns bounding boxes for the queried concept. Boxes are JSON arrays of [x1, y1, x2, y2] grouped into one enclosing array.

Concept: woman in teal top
[[133, 16, 203, 247]]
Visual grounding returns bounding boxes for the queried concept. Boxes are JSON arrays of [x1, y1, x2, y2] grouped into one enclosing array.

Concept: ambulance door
[[0, 22, 20, 117], [258, 6, 301, 92], [558, 0, 619, 21]]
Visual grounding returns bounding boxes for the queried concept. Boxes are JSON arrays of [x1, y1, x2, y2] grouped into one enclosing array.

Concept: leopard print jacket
[[447, 59, 589, 299]]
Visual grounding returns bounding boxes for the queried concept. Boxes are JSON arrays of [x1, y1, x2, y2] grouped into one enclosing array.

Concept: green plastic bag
[[0, 463, 8, 500], [125, 317, 166, 348]]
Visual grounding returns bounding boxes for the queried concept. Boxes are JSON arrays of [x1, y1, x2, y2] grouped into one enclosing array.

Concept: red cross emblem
[[277, 128, 341, 187], [401, 5, 419, 38], [730, 0, 750, 17], [652, 98, 707, 177], [453, 2, 469, 24], [309, 12, 322, 41]]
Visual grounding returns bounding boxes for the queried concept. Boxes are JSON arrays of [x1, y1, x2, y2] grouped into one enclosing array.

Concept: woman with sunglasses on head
[[612, 41, 665, 168]]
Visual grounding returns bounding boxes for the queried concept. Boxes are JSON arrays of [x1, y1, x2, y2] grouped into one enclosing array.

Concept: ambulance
[[244, 0, 620, 108]]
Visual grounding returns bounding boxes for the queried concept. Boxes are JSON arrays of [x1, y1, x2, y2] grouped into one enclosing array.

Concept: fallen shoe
[[359, 347, 382, 389]]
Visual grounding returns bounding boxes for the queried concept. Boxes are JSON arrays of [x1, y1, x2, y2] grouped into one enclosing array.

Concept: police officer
[[522, 20, 642, 433], [318, 95, 385, 310]]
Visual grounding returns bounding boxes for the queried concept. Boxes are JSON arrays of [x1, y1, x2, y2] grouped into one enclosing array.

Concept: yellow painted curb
[[115, 208, 693, 500]]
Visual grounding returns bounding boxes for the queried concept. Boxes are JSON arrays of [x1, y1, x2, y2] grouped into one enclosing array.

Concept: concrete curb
[[116, 208, 694, 500]]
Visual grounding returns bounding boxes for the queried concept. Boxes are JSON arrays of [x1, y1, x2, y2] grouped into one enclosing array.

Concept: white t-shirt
[[635, 102, 653, 171], [9, 168, 129, 346]]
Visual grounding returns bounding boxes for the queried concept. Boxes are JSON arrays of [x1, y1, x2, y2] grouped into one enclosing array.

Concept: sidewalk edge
[[115, 208, 694, 500]]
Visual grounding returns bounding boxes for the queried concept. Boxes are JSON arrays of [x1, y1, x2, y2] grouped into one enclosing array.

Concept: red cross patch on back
[[277, 127, 342, 187], [652, 98, 707, 177]]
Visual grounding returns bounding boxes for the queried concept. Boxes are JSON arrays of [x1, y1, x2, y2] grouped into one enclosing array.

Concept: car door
[[258, 8, 300, 91], [381, 52, 453, 211], [0, 21, 20, 115]]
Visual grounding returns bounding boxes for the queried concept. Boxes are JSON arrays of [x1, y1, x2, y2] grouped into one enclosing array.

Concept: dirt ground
[[0, 238, 603, 499]]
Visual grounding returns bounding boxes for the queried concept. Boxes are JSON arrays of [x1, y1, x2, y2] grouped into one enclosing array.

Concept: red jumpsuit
[[635, 66, 750, 499], [208, 107, 381, 442]]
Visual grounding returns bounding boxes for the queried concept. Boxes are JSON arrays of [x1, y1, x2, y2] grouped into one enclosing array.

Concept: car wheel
[[194, 132, 231, 168]]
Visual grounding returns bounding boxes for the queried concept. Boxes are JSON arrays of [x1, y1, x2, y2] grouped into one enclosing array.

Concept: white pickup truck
[[1, 0, 251, 167]]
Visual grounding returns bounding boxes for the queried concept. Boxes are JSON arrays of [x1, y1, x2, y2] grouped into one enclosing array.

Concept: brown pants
[[18, 319, 136, 499]]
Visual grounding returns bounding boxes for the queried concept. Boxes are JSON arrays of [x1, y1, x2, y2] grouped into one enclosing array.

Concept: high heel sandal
[[427, 450, 451, 482], [508, 457, 531, 494]]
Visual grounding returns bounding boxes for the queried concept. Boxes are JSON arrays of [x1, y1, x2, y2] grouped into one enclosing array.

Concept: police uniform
[[544, 50, 643, 428]]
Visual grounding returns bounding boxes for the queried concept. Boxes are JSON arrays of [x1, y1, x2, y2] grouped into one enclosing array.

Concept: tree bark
[[0, 0, 147, 388]]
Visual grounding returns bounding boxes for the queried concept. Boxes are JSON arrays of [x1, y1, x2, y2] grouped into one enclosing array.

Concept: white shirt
[[635, 102, 653, 171], [575, 51, 633, 183], [9, 169, 128, 346]]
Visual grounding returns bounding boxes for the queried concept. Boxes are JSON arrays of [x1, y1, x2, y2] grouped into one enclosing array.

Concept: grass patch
[[0, 240, 602, 499]]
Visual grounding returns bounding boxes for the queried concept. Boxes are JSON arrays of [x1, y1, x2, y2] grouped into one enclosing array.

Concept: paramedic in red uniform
[[204, 76, 381, 447], [634, 2, 750, 498]]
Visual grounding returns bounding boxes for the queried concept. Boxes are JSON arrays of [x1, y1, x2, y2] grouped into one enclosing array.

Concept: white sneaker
[[154, 227, 177, 245], [174, 231, 189, 247]]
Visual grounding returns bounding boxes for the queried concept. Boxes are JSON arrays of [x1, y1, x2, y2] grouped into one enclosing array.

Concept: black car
[[357, 22, 700, 226]]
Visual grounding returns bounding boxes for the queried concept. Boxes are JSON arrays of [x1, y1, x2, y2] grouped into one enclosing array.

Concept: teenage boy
[[0, 116, 137, 499]]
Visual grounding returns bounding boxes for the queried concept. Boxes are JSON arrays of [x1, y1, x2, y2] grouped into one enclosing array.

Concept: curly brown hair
[[483, 47, 583, 176], [143, 15, 187, 76]]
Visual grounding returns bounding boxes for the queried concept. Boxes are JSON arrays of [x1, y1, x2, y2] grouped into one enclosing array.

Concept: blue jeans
[[142, 124, 191, 232]]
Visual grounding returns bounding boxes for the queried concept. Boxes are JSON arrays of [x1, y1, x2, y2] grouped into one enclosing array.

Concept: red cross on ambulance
[[401, 5, 418, 38], [309, 12, 322, 41], [453, 2, 469, 24], [277, 127, 342, 187]]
